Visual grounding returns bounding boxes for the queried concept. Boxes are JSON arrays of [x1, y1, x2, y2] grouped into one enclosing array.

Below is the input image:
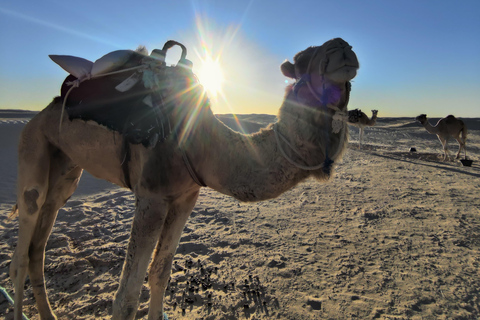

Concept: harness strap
[[273, 124, 327, 171], [121, 137, 132, 189], [180, 148, 207, 187]]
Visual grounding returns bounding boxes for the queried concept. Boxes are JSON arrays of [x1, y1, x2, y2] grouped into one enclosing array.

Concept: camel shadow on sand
[[367, 150, 480, 178]]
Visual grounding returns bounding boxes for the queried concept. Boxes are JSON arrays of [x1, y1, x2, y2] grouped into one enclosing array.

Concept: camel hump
[[445, 115, 458, 124]]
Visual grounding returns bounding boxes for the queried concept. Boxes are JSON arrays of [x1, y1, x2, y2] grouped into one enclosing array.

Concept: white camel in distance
[[415, 114, 467, 161], [9, 38, 359, 320]]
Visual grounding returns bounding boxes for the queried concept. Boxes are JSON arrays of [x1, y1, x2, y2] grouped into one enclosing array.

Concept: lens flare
[[197, 56, 224, 98]]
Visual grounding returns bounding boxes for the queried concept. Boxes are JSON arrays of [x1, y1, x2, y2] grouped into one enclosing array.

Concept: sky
[[1, 0, 479, 117]]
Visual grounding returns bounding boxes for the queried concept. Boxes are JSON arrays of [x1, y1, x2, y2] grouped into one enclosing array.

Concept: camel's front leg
[[112, 195, 168, 320], [438, 136, 450, 161], [359, 128, 364, 149], [147, 190, 200, 320]]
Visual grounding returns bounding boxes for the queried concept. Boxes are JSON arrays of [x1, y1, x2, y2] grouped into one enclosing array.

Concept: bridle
[[295, 46, 351, 133], [273, 46, 351, 173]]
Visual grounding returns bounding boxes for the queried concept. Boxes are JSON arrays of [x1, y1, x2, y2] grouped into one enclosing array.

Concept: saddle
[[51, 40, 196, 147], [348, 108, 363, 123]]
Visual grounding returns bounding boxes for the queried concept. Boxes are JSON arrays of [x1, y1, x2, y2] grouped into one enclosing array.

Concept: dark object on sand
[[410, 147, 417, 152], [460, 159, 473, 167]]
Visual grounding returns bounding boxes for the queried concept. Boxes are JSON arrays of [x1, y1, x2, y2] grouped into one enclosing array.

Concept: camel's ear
[[280, 60, 296, 79]]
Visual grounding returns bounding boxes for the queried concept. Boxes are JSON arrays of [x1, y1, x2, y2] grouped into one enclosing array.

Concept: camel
[[9, 38, 359, 320], [347, 109, 378, 149], [415, 114, 467, 161]]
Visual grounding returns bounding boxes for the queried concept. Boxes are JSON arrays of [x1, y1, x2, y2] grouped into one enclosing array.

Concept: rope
[[273, 123, 346, 171], [274, 125, 324, 171], [0, 286, 30, 320], [180, 147, 207, 187], [59, 83, 78, 132]]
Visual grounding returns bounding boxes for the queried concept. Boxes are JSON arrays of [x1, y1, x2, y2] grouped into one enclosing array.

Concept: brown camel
[[347, 109, 378, 149], [415, 114, 467, 161], [9, 38, 359, 320]]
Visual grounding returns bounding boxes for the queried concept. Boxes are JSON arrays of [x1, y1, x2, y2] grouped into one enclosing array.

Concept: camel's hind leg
[[29, 158, 82, 320], [455, 136, 466, 159], [10, 126, 83, 320], [148, 190, 200, 320]]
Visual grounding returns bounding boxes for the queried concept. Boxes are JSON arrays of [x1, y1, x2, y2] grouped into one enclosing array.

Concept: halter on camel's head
[[281, 38, 358, 112], [276, 38, 359, 173]]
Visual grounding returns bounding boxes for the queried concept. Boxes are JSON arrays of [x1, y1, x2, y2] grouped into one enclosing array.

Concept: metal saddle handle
[[151, 40, 193, 69]]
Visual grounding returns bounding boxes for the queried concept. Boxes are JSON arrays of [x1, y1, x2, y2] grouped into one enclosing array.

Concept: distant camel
[[347, 109, 378, 149], [415, 114, 467, 161], [9, 38, 359, 320]]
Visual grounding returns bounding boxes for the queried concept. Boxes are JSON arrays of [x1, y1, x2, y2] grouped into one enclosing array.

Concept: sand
[[0, 111, 479, 319]]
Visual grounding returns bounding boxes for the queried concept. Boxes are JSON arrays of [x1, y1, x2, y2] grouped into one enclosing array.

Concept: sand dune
[[1, 111, 479, 319]]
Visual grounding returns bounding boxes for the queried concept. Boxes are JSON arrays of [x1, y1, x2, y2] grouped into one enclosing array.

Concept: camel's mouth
[[325, 65, 358, 83], [304, 75, 351, 108], [317, 39, 359, 83]]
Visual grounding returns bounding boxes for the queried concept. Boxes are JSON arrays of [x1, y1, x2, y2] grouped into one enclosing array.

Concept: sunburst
[[197, 55, 224, 98]]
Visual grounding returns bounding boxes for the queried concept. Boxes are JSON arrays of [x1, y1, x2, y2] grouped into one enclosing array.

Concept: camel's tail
[[7, 204, 18, 220], [461, 124, 468, 143], [460, 124, 468, 159]]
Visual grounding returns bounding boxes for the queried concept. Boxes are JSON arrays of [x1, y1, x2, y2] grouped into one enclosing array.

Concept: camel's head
[[281, 38, 358, 83], [280, 38, 359, 111], [416, 114, 427, 124], [275, 39, 359, 179], [372, 110, 378, 115]]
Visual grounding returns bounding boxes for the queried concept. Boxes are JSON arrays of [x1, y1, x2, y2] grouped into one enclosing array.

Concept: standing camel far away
[[9, 38, 359, 320], [347, 109, 378, 149], [415, 114, 467, 161]]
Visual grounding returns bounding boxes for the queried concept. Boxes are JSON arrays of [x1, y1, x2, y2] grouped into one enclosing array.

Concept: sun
[[197, 56, 224, 98]]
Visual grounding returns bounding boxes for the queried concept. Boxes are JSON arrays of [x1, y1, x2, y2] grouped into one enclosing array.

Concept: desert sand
[[0, 110, 479, 320]]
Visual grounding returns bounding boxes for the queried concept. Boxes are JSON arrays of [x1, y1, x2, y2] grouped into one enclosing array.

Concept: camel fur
[[9, 38, 359, 320]]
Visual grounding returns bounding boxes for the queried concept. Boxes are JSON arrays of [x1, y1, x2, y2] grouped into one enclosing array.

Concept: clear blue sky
[[1, 0, 479, 117]]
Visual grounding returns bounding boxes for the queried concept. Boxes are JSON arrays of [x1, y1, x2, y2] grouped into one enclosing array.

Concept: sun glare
[[197, 56, 224, 98]]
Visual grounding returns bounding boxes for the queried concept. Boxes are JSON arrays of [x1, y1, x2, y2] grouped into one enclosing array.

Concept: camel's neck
[[192, 117, 307, 202], [421, 119, 439, 134], [367, 114, 377, 126], [190, 92, 344, 202]]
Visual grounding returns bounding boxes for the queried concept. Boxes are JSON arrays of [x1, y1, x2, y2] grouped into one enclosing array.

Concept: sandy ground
[[0, 111, 479, 319]]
